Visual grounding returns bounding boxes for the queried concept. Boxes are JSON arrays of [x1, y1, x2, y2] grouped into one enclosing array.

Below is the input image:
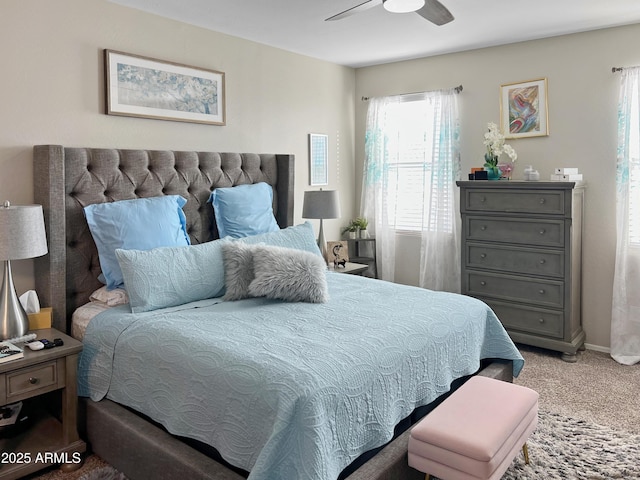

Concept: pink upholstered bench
[[408, 376, 538, 480]]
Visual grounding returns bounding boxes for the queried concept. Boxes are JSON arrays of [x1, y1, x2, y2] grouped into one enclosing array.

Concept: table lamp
[[302, 189, 341, 261], [0, 202, 48, 340]]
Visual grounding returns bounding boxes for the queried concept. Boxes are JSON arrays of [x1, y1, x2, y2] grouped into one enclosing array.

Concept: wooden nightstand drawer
[[466, 189, 566, 215], [6, 360, 62, 401]]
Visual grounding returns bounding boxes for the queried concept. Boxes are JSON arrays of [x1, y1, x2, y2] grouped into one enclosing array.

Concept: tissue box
[[28, 307, 52, 330]]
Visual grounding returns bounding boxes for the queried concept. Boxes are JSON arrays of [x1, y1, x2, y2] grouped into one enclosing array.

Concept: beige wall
[[355, 24, 640, 350], [3, 0, 638, 350], [0, 0, 355, 296]]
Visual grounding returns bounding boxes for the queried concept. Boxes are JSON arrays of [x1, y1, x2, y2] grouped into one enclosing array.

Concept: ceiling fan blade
[[415, 0, 454, 25], [325, 0, 381, 21]]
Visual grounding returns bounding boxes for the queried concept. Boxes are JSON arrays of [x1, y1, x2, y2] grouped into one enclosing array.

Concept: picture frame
[[309, 133, 329, 186], [500, 78, 548, 138], [105, 49, 225, 125], [326, 241, 349, 267]]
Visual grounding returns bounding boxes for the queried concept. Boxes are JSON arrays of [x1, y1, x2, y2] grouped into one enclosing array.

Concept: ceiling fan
[[326, 0, 454, 26]]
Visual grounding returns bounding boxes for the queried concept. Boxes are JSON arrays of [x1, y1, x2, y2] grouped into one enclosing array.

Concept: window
[[383, 96, 454, 232]]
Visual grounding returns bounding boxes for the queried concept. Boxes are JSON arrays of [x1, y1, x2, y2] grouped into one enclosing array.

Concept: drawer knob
[[480, 281, 487, 286], [539, 259, 546, 264], [539, 289, 545, 295], [539, 198, 546, 204], [480, 253, 487, 259], [481, 226, 487, 231], [29, 377, 39, 385], [539, 318, 545, 323], [539, 229, 546, 235], [480, 196, 486, 203]]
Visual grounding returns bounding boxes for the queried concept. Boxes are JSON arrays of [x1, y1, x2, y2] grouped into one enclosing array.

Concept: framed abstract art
[[500, 78, 548, 138]]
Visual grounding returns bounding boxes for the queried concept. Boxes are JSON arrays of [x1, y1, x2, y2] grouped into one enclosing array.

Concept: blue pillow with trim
[[237, 221, 322, 256], [116, 239, 228, 313], [84, 195, 190, 290], [209, 183, 280, 238]]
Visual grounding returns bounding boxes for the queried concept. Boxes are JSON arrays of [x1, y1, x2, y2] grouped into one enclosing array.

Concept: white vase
[[359, 229, 369, 239]]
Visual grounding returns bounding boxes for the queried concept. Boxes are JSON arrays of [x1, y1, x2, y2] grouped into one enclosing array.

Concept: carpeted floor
[[515, 344, 640, 435], [503, 409, 640, 479], [27, 344, 640, 480]]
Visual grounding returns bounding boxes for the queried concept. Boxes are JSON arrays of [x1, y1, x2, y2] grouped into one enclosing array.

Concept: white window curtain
[[612, 66, 640, 365], [361, 88, 460, 292]]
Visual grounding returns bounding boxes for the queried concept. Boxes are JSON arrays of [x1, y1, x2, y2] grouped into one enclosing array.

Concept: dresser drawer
[[466, 243, 564, 278], [6, 360, 60, 399], [466, 217, 565, 247], [466, 189, 566, 215], [485, 300, 564, 339], [467, 271, 564, 308]]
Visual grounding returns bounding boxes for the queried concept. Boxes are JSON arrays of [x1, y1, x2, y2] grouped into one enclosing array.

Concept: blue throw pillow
[[209, 182, 280, 238], [84, 195, 190, 290], [237, 221, 322, 256], [116, 239, 228, 313]]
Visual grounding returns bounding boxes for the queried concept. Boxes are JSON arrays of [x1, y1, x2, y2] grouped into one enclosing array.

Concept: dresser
[[456, 181, 585, 362]]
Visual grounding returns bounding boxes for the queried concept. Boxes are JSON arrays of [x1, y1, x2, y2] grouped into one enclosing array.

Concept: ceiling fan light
[[383, 0, 426, 14]]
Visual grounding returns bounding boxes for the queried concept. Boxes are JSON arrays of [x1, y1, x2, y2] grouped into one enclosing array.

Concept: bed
[[33, 145, 523, 480]]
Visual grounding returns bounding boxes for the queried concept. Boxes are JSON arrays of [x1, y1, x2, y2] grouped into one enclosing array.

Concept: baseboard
[[585, 343, 610, 353]]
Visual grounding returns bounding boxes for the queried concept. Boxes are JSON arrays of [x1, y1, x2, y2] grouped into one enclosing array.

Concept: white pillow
[[89, 286, 129, 306]]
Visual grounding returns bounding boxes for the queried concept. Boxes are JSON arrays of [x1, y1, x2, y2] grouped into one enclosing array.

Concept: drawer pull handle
[[539, 289, 545, 295], [480, 253, 487, 259], [539, 229, 546, 235], [539, 198, 546, 204], [538, 318, 545, 323], [481, 226, 487, 231], [480, 196, 486, 203], [29, 377, 39, 385], [539, 259, 546, 264], [480, 281, 487, 286]]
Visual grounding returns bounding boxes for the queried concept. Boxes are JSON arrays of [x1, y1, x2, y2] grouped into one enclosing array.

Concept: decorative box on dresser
[[456, 181, 585, 362]]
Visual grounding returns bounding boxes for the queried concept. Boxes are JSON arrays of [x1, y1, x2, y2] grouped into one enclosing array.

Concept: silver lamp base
[[0, 260, 29, 340]]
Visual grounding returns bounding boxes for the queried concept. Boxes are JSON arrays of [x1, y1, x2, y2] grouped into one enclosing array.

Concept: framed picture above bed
[[104, 49, 226, 125]]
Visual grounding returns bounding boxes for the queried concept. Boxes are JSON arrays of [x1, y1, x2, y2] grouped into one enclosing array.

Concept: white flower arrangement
[[483, 122, 517, 173]]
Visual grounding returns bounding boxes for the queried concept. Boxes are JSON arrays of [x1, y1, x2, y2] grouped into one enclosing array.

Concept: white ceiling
[[108, 0, 640, 68]]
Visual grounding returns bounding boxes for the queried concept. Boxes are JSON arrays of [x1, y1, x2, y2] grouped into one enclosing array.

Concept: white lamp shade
[[383, 0, 425, 13], [302, 190, 341, 219], [0, 204, 48, 261]]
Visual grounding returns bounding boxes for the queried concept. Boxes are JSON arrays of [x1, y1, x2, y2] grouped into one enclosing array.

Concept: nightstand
[[0, 328, 86, 479], [346, 238, 377, 278], [329, 261, 369, 275]]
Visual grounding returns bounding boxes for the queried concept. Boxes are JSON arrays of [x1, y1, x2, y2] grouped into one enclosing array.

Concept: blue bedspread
[[78, 273, 523, 480]]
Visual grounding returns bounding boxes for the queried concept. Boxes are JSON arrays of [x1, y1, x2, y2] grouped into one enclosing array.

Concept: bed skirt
[[79, 359, 513, 480]]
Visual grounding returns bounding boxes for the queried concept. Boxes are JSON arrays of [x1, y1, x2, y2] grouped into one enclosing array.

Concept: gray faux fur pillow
[[248, 244, 329, 303], [221, 242, 256, 301]]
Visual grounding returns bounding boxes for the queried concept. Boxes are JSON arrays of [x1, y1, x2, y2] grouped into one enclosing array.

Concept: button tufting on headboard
[[33, 145, 295, 333]]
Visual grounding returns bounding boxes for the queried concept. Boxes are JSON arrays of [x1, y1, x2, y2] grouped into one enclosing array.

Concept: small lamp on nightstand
[[0, 201, 48, 340], [302, 189, 341, 261]]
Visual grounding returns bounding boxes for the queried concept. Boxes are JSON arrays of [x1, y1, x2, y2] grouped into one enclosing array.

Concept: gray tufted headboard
[[33, 145, 295, 333]]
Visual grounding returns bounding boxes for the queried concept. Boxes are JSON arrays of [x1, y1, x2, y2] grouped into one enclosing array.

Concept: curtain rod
[[361, 84, 463, 101], [612, 66, 640, 73]]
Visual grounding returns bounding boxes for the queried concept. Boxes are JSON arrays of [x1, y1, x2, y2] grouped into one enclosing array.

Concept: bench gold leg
[[425, 475, 431, 480], [522, 443, 530, 464]]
